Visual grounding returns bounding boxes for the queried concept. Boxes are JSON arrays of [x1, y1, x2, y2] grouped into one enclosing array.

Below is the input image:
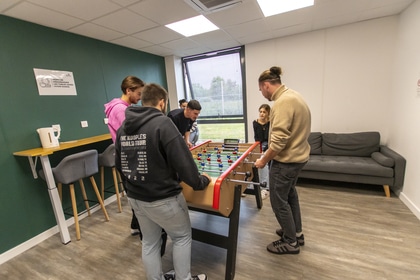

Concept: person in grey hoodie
[[115, 83, 210, 280]]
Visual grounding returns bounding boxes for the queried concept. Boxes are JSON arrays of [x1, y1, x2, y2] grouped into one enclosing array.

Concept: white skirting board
[[0, 195, 118, 265], [399, 192, 420, 221]]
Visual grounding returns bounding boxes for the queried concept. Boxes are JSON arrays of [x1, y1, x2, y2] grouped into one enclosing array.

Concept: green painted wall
[[0, 15, 167, 254]]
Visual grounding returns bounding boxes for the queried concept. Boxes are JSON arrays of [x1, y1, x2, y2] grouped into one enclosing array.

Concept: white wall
[[389, 0, 420, 219], [245, 16, 398, 142], [166, 6, 420, 219], [165, 55, 184, 110]]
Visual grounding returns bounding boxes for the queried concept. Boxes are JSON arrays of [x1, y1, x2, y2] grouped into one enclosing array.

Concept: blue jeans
[[269, 160, 307, 244], [128, 193, 192, 280]]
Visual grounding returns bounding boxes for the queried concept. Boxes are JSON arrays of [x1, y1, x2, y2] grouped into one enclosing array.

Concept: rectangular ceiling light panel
[[165, 15, 219, 37], [257, 0, 314, 17]]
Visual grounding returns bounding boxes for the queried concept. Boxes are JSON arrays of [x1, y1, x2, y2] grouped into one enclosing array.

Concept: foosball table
[[181, 140, 265, 280]]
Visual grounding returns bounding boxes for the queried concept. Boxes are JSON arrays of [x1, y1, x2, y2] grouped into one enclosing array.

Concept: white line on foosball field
[[199, 169, 222, 174]]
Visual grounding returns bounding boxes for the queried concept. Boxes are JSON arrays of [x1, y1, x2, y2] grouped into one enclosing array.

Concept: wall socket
[[52, 124, 61, 131], [104, 118, 108, 124], [81, 120, 88, 128], [52, 124, 61, 139]]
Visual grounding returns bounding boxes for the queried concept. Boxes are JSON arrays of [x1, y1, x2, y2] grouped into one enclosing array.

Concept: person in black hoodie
[[115, 83, 211, 280]]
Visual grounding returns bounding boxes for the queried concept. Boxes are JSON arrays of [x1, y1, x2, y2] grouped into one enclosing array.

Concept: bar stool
[[40, 150, 110, 240], [98, 144, 124, 213]]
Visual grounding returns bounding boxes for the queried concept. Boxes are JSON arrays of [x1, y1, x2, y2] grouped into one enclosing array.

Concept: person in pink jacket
[[105, 76, 144, 142], [104, 76, 144, 236]]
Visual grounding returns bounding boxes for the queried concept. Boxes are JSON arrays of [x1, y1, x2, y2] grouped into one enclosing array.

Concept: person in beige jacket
[[255, 66, 311, 255]]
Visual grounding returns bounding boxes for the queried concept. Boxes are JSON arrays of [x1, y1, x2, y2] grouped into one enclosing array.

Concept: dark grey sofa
[[299, 132, 406, 197]]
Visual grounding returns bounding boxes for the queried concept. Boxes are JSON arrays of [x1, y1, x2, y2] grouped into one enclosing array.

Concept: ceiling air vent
[[185, 0, 242, 13]]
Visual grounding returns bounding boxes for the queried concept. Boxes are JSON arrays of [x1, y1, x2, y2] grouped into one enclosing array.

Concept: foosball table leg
[[241, 167, 263, 209], [243, 182, 263, 209], [253, 183, 262, 209], [225, 184, 242, 280], [189, 184, 242, 280]]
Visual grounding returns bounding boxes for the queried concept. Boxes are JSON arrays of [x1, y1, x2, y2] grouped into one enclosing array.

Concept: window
[[182, 46, 247, 142]]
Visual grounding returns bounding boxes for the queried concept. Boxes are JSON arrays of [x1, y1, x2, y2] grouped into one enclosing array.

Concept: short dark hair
[[179, 99, 187, 106], [121, 76, 145, 94], [140, 83, 168, 107], [187, 99, 201, 110]]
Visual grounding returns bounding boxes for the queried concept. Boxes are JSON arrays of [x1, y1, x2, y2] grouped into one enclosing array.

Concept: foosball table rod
[[226, 179, 266, 187], [226, 179, 266, 210]]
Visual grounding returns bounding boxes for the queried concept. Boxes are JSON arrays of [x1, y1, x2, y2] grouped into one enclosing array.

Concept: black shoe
[[267, 239, 300, 255], [276, 228, 305, 246]]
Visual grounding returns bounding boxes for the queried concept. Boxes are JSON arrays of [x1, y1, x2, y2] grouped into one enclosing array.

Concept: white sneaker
[[164, 271, 207, 280], [192, 274, 207, 280], [130, 228, 140, 236], [163, 270, 175, 280], [261, 189, 269, 200]]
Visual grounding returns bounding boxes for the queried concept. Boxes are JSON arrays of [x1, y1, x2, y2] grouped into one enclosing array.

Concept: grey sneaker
[[276, 228, 305, 246], [192, 274, 207, 280], [267, 239, 300, 254]]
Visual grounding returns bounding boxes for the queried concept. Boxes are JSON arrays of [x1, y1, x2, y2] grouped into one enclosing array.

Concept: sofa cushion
[[304, 155, 394, 177], [371, 152, 395, 167], [309, 132, 322, 155], [322, 132, 380, 157]]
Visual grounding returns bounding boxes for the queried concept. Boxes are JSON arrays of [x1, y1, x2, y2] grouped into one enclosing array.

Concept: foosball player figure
[[218, 163, 223, 172], [227, 155, 233, 165]]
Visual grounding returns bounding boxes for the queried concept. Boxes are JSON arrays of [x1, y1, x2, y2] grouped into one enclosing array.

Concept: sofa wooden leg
[[383, 185, 390, 197]]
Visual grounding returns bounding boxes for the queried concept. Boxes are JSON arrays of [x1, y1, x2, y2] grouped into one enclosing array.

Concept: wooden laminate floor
[[1, 181, 420, 280]]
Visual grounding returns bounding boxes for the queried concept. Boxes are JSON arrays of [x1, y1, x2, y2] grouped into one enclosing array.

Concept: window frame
[[181, 46, 248, 142]]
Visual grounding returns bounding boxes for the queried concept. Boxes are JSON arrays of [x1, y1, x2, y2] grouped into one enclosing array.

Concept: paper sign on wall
[[33, 68, 77, 96]]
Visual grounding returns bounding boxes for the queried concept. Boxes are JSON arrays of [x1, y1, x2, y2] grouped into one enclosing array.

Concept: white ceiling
[[0, 0, 415, 57]]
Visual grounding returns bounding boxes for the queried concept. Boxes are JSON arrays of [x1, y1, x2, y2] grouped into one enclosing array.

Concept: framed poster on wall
[[33, 68, 77, 96]]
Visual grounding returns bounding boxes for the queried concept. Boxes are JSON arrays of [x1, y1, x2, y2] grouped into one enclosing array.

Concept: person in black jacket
[[115, 83, 210, 280], [168, 99, 202, 148], [253, 104, 270, 153], [253, 104, 271, 199], [178, 99, 199, 147]]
